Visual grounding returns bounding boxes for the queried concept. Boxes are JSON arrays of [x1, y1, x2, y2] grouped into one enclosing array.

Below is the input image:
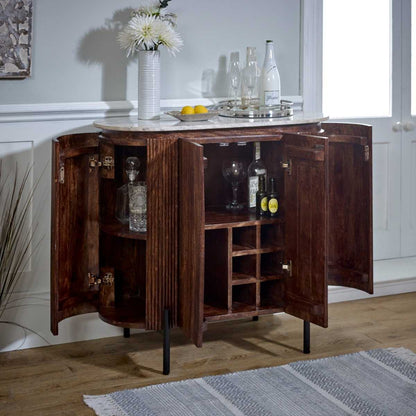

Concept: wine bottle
[[247, 142, 267, 211], [260, 40, 281, 107], [267, 177, 279, 217], [256, 174, 268, 217]]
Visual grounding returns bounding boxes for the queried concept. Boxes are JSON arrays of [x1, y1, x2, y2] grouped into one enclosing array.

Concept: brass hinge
[[89, 156, 114, 170], [280, 159, 292, 175], [363, 145, 370, 161], [282, 260, 292, 277], [58, 165, 65, 184], [88, 272, 114, 288]]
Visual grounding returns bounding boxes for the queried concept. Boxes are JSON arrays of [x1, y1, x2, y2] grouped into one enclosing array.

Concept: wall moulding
[[0, 97, 303, 124]]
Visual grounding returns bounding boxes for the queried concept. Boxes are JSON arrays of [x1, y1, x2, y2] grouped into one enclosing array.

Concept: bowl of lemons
[[167, 105, 219, 122]]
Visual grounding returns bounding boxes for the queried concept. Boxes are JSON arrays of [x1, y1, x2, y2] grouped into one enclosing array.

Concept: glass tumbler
[[128, 181, 147, 232]]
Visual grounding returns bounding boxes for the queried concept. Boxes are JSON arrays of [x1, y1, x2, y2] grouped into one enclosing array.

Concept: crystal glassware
[[229, 52, 241, 110], [243, 47, 259, 110], [115, 157, 140, 224], [128, 181, 147, 232], [222, 159, 247, 210]]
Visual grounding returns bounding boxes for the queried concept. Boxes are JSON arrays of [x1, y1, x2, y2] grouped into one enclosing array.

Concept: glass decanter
[[115, 157, 140, 224]]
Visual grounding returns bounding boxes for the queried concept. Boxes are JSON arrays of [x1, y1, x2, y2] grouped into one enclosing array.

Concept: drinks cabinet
[[51, 117, 373, 374]]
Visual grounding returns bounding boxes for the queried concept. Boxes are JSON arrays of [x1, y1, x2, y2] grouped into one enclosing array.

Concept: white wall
[[0, 0, 301, 105]]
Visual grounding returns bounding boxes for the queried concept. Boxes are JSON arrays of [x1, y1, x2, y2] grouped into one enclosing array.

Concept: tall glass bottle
[[260, 40, 281, 107], [247, 142, 267, 211]]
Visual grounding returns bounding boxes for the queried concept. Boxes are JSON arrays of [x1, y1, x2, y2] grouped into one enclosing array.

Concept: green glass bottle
[[256, 174, 268, 217], [267, 177, 279, 217]]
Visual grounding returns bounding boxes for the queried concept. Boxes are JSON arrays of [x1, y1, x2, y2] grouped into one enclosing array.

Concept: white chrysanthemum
[[152, 19, 183, 55], [118, 14, 183, 56]]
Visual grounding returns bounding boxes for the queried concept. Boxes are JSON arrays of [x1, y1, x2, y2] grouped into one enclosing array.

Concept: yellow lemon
[[181, 106, 195, 115], [194, 105, 208, 114]]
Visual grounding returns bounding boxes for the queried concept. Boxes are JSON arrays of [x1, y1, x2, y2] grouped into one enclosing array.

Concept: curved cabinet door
[[322, 123, 373, 294], [51, 133, 100, 335], [282, 133, 329, 328]]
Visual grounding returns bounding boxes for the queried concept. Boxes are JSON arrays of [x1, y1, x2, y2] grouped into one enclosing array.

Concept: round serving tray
[[215, 100, 294, 119]]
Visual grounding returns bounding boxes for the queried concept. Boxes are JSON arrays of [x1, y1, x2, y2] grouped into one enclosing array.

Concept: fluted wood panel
[[146, 137, 178, 330]]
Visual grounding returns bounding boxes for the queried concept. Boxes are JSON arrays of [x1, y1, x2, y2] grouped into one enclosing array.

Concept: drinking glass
[[229, 52, 241, 110], [128, 181, 147, 232], [244, 60, 258, 110], [222, 159, 247, 210]]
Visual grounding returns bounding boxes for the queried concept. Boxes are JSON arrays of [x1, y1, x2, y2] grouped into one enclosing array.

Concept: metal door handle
[[392, 122, 402, 132], [403, 122, 415, 132]]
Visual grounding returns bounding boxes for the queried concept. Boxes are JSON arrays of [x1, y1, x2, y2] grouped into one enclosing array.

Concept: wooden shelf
[[232, 244, 258, 257], [205, 209, 283, 230], [101, 222, 147, 240], [260, 272, 285, 281], [99, 298, 146, 328], [232, 272, 257, 285], [232, 301, 256, 314]]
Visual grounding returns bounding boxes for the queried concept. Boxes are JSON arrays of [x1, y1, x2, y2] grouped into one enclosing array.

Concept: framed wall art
[[0, 0, 32, 79]]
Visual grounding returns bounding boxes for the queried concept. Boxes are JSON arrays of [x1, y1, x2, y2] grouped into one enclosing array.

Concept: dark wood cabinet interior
[[51, 121, 373, 373]]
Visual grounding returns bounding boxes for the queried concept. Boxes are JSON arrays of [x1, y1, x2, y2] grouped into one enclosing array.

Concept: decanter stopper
[[126, 157, 140, 183]]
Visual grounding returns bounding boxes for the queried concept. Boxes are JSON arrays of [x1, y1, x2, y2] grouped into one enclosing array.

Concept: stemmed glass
[[244, 57, 258, 110], [222, 159, 247, 210], [229, 52, 241, 110]]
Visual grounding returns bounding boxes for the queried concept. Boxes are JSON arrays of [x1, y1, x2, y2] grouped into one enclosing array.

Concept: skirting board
[[328, 276, 416, 304]]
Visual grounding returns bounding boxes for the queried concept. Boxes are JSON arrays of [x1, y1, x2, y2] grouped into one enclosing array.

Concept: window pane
[[412, 0, 416, 115], [323, 0, 391, 118]]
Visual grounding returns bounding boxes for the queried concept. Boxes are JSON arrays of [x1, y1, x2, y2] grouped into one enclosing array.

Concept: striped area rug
[[84, 348, 416, 416]]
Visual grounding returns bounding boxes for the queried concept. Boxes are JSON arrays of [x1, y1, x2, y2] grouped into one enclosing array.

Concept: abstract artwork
[[0, 0, 32, 78]]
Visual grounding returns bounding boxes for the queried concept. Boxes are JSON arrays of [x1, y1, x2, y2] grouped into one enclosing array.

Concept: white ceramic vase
[[138, 50, 160, 120]]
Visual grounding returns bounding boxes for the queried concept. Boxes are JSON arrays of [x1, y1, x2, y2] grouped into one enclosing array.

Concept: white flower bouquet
[[118, 0, 183, 56]]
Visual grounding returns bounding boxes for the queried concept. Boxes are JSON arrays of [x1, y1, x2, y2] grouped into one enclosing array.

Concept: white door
[[322, 0, 415, 261]]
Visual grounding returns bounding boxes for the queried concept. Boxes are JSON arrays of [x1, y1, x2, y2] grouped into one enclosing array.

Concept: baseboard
[[329, 277, 416, 304]]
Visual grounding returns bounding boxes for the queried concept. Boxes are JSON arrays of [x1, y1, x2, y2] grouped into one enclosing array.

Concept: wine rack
[[204, 211, 285, 322]]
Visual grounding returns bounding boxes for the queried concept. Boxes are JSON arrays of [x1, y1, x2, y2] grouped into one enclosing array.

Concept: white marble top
[[93, 112, 328, 132]]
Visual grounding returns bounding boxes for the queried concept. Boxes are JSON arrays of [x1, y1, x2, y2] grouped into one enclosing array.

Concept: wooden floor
[[1, 293, 416, 415]]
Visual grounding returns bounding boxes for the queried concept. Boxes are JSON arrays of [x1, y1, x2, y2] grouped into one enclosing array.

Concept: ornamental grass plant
[[0, 162, 36, 320]]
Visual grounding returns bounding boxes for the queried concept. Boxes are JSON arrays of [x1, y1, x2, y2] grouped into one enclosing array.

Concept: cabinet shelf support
[[163, 309, 170, 375], [303, 321, 310, 354]]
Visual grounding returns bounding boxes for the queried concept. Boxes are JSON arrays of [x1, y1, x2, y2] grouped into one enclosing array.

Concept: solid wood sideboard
[[51, 117, 373, 374]]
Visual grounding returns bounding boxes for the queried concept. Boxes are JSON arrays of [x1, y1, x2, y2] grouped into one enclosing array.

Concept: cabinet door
[[51, 133, 100, 335], [282, 133, 328, 328], [179, 140, 205, 347], [323, 123, 373, 293]]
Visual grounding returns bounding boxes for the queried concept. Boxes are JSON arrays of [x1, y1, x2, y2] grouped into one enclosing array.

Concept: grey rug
[[84, 348, 416, 416]]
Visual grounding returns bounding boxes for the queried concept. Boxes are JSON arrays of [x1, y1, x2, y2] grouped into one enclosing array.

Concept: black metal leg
[[123, 328, 130, 338], [252, 316, 259, 321], [303, 321, 310, 354], [163, 309, 170, 375]]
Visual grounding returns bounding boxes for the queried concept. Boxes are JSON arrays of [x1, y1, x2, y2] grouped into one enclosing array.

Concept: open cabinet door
[[51, 133, 100, 334], [283, 133, 328, 328], [323, 123, 373, 293], [179, 140, 205, 347]]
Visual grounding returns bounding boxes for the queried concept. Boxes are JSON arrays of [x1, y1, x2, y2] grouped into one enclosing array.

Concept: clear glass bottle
[[241, 47, 259, 109], [247, 142, 267, 211], [260, 40, 281, 107], [115, 157, 140, 224]]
